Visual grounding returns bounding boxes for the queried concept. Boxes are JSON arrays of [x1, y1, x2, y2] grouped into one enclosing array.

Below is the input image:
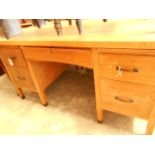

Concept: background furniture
[[0, 19, 83, 39], [54, 19, 82, 35], [0, 19, 22, 39]]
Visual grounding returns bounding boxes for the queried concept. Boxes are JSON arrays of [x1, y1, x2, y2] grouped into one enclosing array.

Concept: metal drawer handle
[[8, 56, 16, 66], [8, 56, 16, 60], [116, 66, 139, 73], [115, 96, 134, 103], [17, 76, 26, 80]]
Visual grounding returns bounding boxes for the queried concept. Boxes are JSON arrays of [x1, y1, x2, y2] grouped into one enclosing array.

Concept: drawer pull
[[115, 96, 133, 103], [116, 66, 139, 73], [17, 76, 26, 80], [8, 56, 16, 66], [8, 56, 16, 60]]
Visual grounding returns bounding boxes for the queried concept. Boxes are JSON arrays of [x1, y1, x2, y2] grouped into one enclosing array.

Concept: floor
[[0, 69, 152, 135]]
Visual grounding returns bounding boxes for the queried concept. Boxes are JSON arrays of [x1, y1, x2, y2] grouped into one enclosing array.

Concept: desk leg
[[0, 58, 25, 99], [96, 107, 104, 123], [92, 49, 104, 122], [145, 107, 155, 135], [26, 61, 48, 106], [17, 88, 25, 99], [26, 61, 67, 106]]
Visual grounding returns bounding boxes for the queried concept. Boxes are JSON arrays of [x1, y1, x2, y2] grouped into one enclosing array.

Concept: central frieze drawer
[[100, 79, 155, 119], [99, 53, 155, 86], [23, 47, 92, 68]]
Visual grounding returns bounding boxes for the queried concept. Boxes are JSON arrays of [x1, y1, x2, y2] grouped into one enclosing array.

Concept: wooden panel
[[0, 48, 26, 67], [99, 53, 155, 86], [100, 79, 155, 119], [29, 61, 67, 90], [23, 47, 92, 68], [8, 66, 36, 91], [98, 48, 155, 56]]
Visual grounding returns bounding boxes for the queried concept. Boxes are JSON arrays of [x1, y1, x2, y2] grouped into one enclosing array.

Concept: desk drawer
[[0, 48, 26, 67], [99, 54, 155, 86], [8, 66, 36, 91], [100, 79, 155, 119], [23, 47, 92, 68]]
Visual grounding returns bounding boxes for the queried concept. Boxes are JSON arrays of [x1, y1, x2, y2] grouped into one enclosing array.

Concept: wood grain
[[100, 79, 155, 119], [29, 61, 67, 90], [0, 47, 27, 67], [23, 47, 92, 68], [146, 106, 155, 134], [8, 66, 36, 91], [0, 56, 25, 98], [1, 19, 155, 134], [92, 48, 104, 122], [1, 20, 155, 49], [99, 53, 155, 86]]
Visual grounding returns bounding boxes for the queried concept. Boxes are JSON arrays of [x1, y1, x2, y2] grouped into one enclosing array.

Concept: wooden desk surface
[[0, 19, 155, 49]]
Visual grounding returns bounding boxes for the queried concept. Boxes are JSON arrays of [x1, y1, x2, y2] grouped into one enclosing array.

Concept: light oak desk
[[1, 20, 155, 134]]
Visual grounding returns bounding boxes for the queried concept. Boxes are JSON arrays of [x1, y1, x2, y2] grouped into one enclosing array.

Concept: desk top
[[1, 19, 155, 49]]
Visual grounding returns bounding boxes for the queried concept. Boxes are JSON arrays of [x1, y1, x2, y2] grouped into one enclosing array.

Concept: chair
[[32, 19, 45, 28], [0, 19, 22, 39], [54, 19, 82, 36]]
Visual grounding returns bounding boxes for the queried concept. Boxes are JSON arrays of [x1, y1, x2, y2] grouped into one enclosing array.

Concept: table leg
[[96, 108, 104, 123], [145, 107, 155, 135], [92, 49, 104, 123], [0, 58, 25, 99], [26, 61, 48, 106]]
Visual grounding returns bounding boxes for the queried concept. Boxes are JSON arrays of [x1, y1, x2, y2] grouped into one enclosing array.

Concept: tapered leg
[[75, 19, 82, 34], [54, 19, 62, 36], [96, 107, 104, 123], [68, 19, 72, 25], [32, 19, 41, 28], [146, 107, 155, 135], [37, 89, 48, 106], [26, 61, 48, 106], [17, 88, 25, 99], [92, 49, 104, 123], [0, 59, 25, 98]]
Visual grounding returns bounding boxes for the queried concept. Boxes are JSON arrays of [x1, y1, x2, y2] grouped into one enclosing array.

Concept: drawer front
[[99, 54, 155, 86], [23, 47, 92, 68], [8, 66, 36, 91], [0, 48, 26, 67], [100, 79, 155, 119]]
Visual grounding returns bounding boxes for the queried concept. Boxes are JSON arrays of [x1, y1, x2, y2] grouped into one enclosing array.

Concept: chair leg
[[54, 19, 62, 36], [103, 19, 107, 22], [68, 19, 72, 25], [75, 19, 82, 34], [32, 19, 42, 28]]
